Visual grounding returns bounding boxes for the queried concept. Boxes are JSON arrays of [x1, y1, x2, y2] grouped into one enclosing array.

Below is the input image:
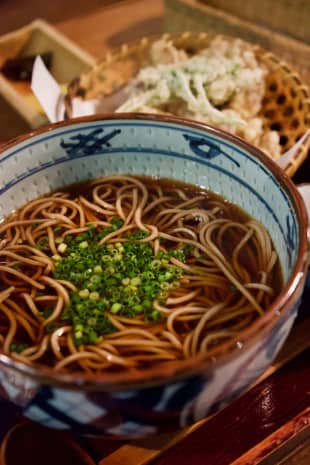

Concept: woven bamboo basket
[[65, 32, 310, 177]]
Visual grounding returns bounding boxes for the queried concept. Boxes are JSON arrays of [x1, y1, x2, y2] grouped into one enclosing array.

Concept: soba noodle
[[0, 175, 280, 373]]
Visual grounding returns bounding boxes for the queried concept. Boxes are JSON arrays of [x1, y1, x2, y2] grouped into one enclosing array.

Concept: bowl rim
[[0, 113, 308, 391], [64, 30, 310, 178]]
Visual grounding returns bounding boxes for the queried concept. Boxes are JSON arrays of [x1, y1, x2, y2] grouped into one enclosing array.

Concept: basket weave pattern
[[66, 32, 310, 177]]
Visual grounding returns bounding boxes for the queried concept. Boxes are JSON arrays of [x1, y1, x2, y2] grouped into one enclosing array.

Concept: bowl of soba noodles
[[0, 114, 307, 438]]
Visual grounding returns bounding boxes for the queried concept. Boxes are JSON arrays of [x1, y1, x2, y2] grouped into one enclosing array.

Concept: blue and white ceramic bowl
[[0, 114, 308, 438]]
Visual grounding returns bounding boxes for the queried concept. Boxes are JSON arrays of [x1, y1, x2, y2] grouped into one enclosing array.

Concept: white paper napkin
[[31, 56, 97, 122]]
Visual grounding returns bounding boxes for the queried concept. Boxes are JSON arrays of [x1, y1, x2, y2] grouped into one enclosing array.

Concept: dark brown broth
[[0, 175, 284, 370], [1, 175, 283, 302]]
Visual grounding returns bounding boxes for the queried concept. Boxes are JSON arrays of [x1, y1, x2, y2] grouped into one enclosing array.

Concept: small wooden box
[[0, 19, 96, 129]]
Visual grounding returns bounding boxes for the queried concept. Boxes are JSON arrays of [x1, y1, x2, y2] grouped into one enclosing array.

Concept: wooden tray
[[1, 313, 308, 465], [81, 315, 310, 465]]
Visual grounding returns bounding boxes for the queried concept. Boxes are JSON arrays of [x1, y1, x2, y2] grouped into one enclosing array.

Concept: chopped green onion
[[111, 303, 122, 314], [79, 289, 90, 298], [131, 277, 141, 286], [52, 221, 187, 345], [89, 291, 100, 301], [94, 265, 103, 274], [10, 343, 29, 353], [57, 243, 67, 253]]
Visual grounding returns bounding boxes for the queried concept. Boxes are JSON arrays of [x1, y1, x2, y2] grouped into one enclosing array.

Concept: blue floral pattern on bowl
[[0, 115, 307, 437]]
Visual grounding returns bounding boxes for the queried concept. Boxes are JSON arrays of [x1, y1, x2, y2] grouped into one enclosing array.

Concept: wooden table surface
[[56, 0, 164, 59], [0, 0, 164, 142], [0, 1, 309, 464]]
